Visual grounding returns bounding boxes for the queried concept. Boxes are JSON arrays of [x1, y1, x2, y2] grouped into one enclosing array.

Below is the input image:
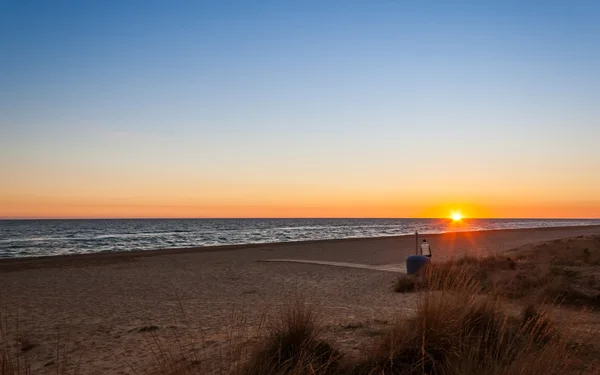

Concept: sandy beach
[[2, 225, 600, 374]]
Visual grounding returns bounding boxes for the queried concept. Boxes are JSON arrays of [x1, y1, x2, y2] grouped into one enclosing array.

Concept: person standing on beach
[[421, 239, 432, 258]]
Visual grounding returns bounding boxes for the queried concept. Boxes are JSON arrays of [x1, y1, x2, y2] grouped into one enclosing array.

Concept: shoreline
[[3, 217, 599, 221], [2, 224, 600, 269]]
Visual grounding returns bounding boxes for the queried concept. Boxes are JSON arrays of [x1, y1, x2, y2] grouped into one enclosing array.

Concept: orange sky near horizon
[[2, 195, 599, 219], [2, 153, 599, 219], [2, 151, 599, 219]]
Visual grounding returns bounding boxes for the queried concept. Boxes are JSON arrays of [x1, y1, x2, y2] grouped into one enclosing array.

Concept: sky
[[1, 0, 599, 219]]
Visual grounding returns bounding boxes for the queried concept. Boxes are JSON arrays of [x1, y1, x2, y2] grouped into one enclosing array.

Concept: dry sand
[[2, 225, 600, 374]]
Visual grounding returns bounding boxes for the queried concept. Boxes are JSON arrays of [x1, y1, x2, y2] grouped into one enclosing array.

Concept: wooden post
[[415, 230, 419, 255]]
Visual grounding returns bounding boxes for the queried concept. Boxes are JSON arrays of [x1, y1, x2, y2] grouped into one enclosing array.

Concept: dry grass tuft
[[519, 304, 556, 343], [354, 267, 579, 375], [241, 301, 341, 375]]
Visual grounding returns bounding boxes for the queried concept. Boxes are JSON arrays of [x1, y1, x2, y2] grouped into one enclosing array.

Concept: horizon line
[[1, 217, 599, 221]]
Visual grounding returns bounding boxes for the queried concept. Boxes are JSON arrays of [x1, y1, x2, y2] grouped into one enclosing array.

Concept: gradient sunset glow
[[1, 1, 599, 219]]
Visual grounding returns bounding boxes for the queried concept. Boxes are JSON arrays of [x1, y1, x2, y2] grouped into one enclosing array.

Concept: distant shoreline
[[1, 217, 599, 221], [1, 224, 600, 268]]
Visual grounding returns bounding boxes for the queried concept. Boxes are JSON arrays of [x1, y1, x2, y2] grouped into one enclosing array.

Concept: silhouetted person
[[421, 239, 432, 258]]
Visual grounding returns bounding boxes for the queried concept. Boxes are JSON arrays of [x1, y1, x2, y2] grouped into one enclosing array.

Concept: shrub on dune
[[353, 267, 576, 375], [242, 301, 341, 375]]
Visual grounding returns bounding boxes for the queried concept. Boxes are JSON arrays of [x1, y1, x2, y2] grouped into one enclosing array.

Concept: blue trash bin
[[406, 255, 430, 275]]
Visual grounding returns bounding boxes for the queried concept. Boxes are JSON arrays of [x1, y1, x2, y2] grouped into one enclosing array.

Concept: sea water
[[1, 218, 599, 258]]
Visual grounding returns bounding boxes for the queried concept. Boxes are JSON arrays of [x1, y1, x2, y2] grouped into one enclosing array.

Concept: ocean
[[1, 218, 599, 258]]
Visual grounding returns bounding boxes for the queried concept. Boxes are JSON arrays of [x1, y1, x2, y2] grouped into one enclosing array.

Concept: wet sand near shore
[[1, 225, 600, 374]]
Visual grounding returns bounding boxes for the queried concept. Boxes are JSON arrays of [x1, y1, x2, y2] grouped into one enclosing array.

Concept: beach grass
[[355, 267, 577, 375], [1, 323, 80, 375], [240, 300, 341, 375], [394, 235, 600, 308]]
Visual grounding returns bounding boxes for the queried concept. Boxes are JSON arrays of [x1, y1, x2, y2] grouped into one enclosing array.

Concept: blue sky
[[1, 1, 599, 218]]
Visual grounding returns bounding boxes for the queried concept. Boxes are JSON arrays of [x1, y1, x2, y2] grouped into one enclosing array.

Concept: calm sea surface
[[1, 218, 599, 258]]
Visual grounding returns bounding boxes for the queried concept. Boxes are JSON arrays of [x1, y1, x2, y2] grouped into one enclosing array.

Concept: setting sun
[[452, 212, 463, 221]]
